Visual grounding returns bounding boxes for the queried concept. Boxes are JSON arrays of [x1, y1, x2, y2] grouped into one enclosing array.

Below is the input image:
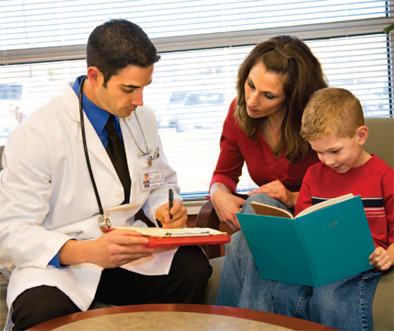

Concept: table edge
[[27, 303, 338, 331]]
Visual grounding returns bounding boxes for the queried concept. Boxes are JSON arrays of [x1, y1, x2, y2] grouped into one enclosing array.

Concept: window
[[1, 0, 392, 197]]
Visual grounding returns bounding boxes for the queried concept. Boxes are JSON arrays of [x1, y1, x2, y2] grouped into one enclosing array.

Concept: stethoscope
[[78, 75, 152, 232]]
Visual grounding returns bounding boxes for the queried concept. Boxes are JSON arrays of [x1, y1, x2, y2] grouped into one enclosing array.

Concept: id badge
[[140, 169, 164, 191]]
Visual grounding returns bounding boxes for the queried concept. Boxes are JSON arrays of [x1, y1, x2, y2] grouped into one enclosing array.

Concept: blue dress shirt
[[72, 75, 123, 145]]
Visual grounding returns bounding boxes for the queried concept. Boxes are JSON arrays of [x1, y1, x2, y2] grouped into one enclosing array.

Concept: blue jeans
[[216, 193, 381, 331]]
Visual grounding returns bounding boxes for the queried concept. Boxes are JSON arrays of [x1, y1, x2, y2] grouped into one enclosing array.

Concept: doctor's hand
[[156, 200, 187, 229], [58, 230, 154, 269], [247, 180, 298, 209]]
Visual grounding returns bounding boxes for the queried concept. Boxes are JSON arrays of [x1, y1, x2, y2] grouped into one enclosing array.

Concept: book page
[[113, 227, 226, 237], [251, 202, 294, 218], [297, 193, 354, 218]]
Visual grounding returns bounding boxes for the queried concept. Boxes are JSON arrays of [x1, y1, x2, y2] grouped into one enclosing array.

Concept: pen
[[169, 188, 174, 220]]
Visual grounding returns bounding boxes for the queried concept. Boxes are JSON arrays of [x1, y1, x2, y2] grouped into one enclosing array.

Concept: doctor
[[0, 19, 212, 331]]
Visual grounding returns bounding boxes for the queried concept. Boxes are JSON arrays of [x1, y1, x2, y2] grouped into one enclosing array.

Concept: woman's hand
[[247, 180, 298, 209], [369, 245, 394, 272], [210, 183, 246, 232], [156, 200, 188, 229]]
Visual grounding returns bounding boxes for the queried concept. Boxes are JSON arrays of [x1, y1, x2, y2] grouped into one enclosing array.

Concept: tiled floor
[[0, 273, 8, 330]]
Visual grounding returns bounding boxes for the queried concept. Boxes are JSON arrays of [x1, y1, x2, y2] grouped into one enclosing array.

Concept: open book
[[236, 195, 375, 287], [113, 227, 230, 248], [251, 193, 354, 218]]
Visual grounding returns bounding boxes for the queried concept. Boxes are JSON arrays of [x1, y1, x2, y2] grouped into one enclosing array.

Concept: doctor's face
[[96, 64, 154, 118]]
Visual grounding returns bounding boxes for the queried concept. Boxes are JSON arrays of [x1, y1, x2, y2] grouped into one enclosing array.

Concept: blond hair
[[300, 87, 364, 141], [235, 35, 328, 163]]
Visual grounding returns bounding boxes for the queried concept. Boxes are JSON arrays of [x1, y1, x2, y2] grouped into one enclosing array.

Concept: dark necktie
[[105, 115, 131, 204]]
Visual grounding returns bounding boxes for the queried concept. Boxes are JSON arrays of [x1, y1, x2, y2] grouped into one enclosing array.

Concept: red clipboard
[[144, 234, 231, 248]]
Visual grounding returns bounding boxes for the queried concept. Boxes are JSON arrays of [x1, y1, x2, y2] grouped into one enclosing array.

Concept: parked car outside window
[[158, 91, 226, 132], [0, 84, 23, 144]]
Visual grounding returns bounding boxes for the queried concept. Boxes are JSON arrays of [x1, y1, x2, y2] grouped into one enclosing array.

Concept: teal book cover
[[236, 195, 375, 287]]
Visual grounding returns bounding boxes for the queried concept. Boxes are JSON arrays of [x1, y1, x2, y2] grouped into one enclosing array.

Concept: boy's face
[[309, 128, 369, 174]]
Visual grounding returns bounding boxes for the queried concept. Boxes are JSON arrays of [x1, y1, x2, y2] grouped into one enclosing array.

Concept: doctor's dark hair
[[235, 35, 328, 163], [86, 19, 160, 87]]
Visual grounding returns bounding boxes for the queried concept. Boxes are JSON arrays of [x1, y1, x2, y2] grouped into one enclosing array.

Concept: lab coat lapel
[[62, 84, 117, 176], [121, 111, 149, 175], [120, 115, 136, 186], [80, 113, 116, 173]]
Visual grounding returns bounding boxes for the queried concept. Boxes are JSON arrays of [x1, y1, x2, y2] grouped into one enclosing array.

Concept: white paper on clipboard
[[114, 227, 226, 237]]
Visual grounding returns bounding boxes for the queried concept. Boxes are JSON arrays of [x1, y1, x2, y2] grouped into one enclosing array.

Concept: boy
[[283, 87, 393, 330]]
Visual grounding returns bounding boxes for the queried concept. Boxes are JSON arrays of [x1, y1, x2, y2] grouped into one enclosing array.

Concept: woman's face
[[244, 62, 287, 119]]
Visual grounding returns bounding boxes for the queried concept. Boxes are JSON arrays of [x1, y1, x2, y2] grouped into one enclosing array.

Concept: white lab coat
[[0, 84, 181, 330]]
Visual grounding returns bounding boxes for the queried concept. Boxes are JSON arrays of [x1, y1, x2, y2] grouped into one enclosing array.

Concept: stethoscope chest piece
[[98, 215, 112, 233]]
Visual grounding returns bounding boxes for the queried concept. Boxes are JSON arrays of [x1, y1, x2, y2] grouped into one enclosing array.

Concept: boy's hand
[[369, 247, 393, 271], [247, 180, 298, 209]]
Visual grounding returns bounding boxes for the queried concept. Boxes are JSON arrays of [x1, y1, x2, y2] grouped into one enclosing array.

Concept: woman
[[209, 35, 327, 308]]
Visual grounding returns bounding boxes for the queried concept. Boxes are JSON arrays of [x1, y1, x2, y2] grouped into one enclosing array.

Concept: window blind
[[0, 0, 392, 196]]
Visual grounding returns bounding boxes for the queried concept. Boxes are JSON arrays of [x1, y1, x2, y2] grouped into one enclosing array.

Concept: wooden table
[[27, 304, 339, 331]]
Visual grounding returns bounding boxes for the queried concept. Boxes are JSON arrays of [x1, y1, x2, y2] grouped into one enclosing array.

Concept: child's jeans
[[216, 193, 381, 331]]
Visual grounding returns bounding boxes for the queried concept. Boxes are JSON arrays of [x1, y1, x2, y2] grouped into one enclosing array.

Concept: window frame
[[1, 3, 393, 209], [2, 16, 392, 65]]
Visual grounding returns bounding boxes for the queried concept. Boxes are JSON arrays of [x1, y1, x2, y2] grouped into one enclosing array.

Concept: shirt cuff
[[210, 174, 237, 193], [48, 252, 61, 268]]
